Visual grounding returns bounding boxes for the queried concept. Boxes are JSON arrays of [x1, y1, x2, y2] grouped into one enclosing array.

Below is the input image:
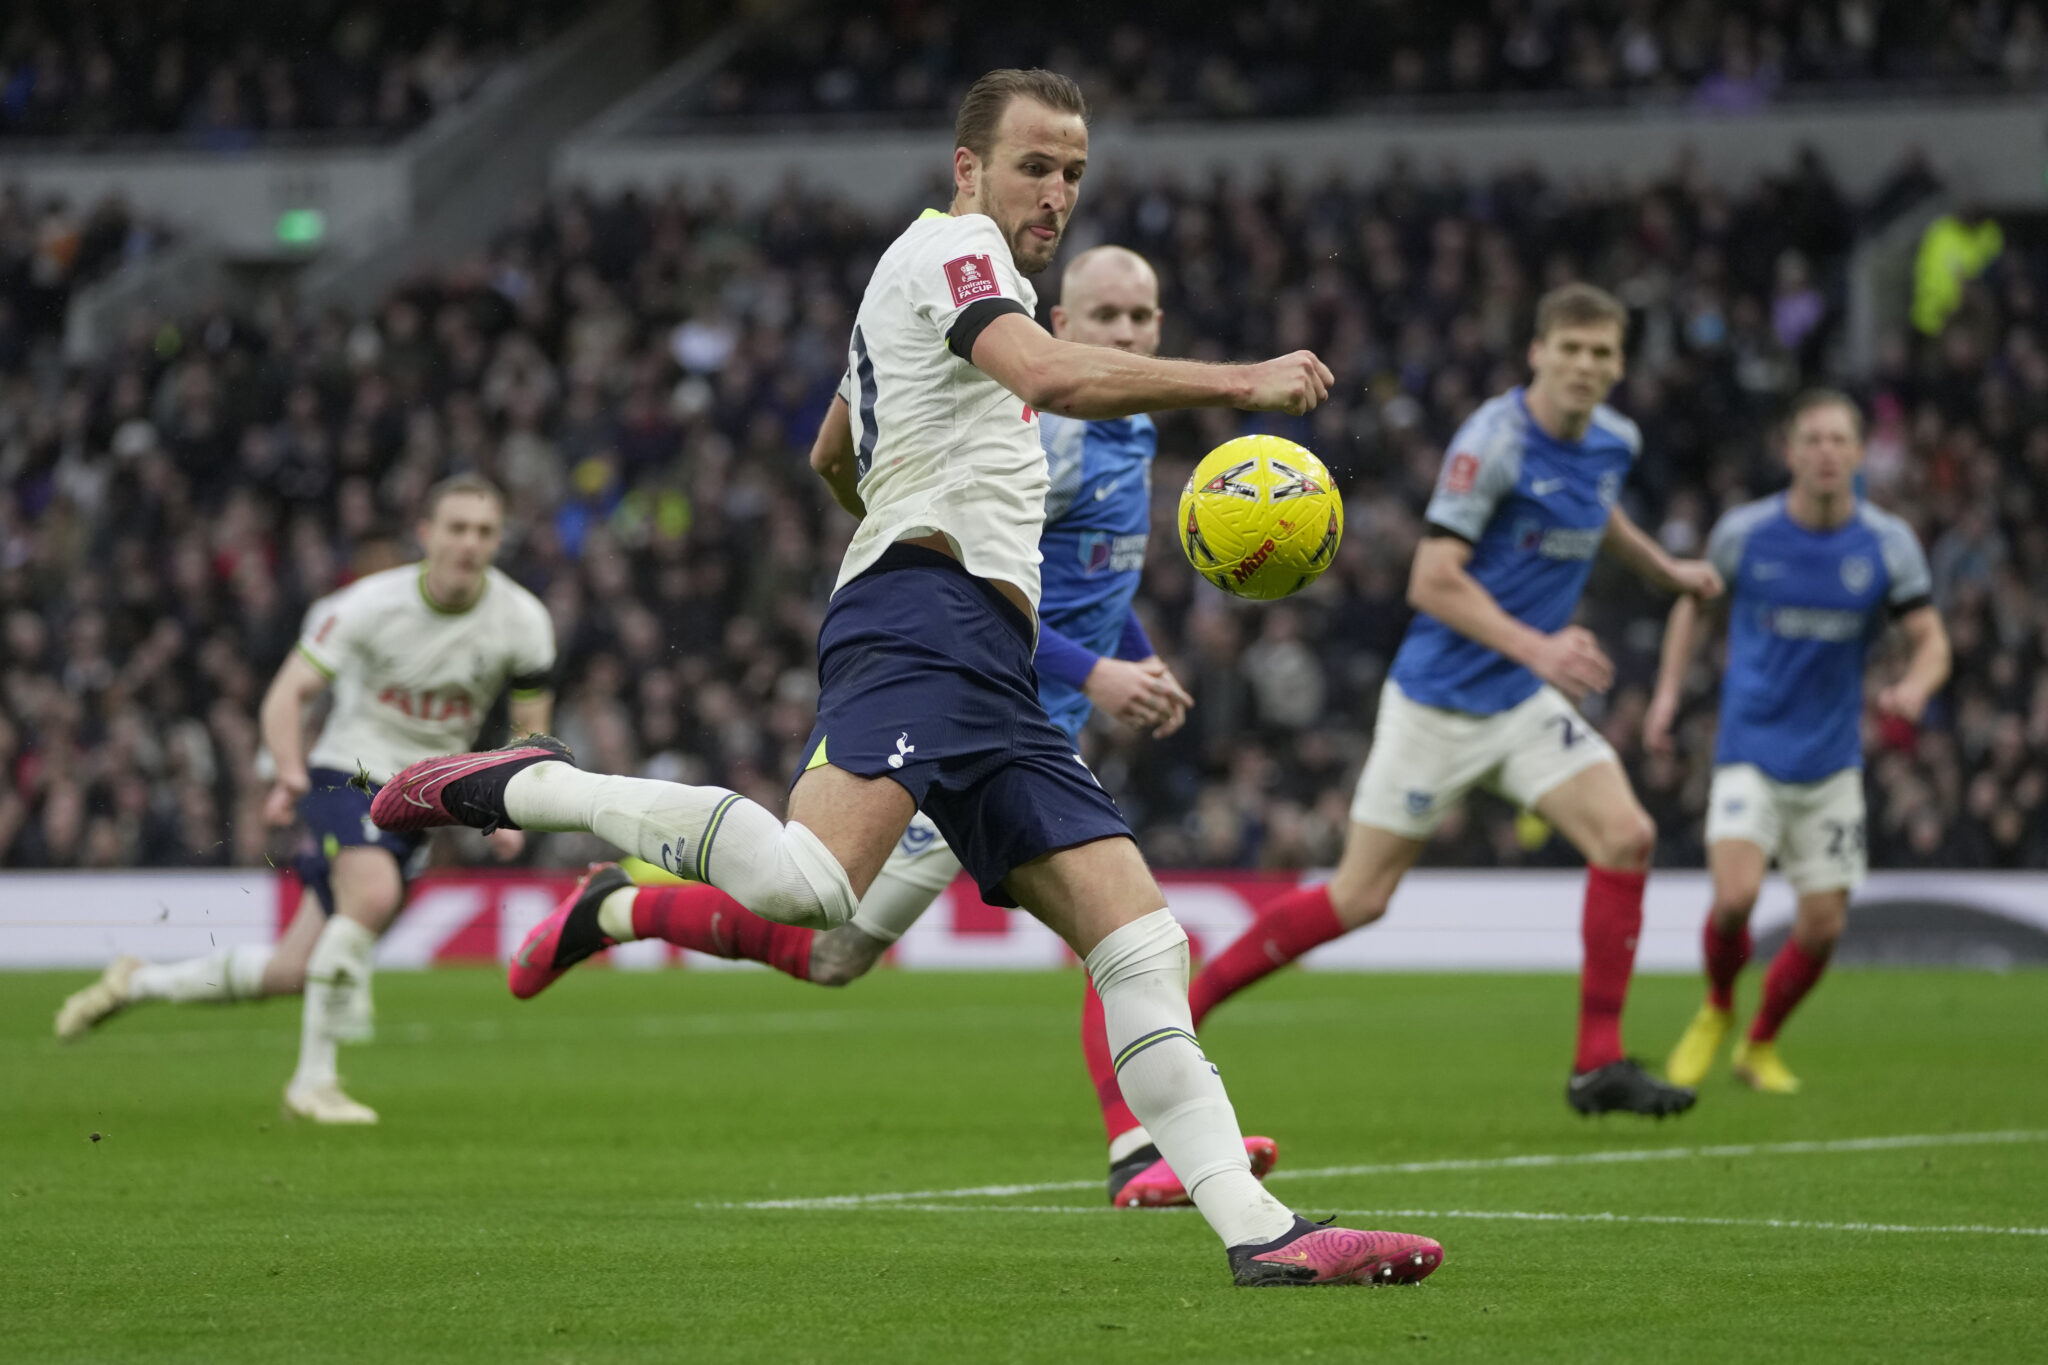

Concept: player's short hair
[[421, 472, 505, 521], [953, 68, 1088, 161], [1786, 387, 1865, 440], [1533, 282, 1628, 341]]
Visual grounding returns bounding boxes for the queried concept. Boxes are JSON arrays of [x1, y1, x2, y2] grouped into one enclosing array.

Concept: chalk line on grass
[[715, 1129, 2048, 1211], [705, 1200, 2048, 1238]]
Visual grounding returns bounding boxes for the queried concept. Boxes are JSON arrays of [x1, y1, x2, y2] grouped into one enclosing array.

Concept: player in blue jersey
[[1106, 283, 1725, 1121], [1650, 390, 1949, 1094]]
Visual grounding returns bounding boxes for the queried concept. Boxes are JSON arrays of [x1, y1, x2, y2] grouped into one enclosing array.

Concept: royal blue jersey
[[1034, 412, 1156, 740], [1390, 389, 1640, 715], [1708, 495, 1932, 782]]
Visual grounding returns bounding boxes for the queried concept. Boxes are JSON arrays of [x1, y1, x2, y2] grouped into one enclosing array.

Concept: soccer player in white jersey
[[1084, 285, 1725, 1124], [1651, 390, 1949, 1093], [56, 475, 556, 1124], [376, 69, 1443, 1286]]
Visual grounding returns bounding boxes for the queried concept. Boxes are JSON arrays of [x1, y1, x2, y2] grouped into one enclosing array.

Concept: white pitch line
[[703, 1201, 2048, 1238], [719, 1129, 2048, 1210]]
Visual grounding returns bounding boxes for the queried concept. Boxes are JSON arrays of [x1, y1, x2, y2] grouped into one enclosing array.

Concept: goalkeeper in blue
[[1648, 389, 1950, 1094]]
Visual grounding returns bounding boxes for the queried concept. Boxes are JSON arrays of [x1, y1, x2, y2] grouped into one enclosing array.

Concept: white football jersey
[[299, 564, 555, 783], [836, 209, 1048, 608]]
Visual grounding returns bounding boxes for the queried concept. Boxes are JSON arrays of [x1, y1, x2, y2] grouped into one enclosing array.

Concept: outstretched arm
[[259, 650, 330, 826], [1876, 605, 1952, 723], [968, 312, 1332, 420], [1602, 504, 1723, 599], [809, 396, 863, 519], [1408, 534, 1615, 701], [1644, 594, 1721, 755]]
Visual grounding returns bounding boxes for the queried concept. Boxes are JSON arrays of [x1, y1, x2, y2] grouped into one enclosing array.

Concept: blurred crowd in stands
[[0, 0, 584, 144], [685, 0, 2048, 125], [2, 142, 2044, 875], [0, 184, 175, 357]]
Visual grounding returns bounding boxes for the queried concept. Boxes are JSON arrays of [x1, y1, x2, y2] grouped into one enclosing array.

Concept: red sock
[[1188, 883, 1345, 1028], [1702, 914, 1752, 1012], [1575, 865, 1647, 1073], [1080, 981, 1142, 1148], [631, 884, 815, 981], [1749, 938, 1830, 1043]]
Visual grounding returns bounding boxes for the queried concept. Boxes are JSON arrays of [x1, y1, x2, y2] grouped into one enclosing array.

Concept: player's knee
[[1710, 878, 1761, 924], [1326, 880, 1390, 929], [1592, 806, 1656, 870], [1794, 897, 1847, 953]]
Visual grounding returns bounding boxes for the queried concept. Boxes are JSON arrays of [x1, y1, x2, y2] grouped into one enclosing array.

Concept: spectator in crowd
[[2, 147, 2042, 877], [0, 0, 587, 142], [679, 0, 2048, 126]]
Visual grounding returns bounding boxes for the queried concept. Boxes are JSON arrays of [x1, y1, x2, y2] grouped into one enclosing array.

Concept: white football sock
[[849, 843, 959, 943], [1107, 1126, 1156, 1165], [295, 917, 377, 1090], [128, 945, 273, 1004], [596, 886, 639, 941], [505, 764, 856, 929], [1087, 909, 1295, 1249]]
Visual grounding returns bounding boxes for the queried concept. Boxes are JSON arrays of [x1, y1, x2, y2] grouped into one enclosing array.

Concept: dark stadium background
[[3, 0, 2046, 882]]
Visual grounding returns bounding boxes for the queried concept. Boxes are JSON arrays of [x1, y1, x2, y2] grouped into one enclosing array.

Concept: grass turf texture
[[5, 968, 2046, 1363]]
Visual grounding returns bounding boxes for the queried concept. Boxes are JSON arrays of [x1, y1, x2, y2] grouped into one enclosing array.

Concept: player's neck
[[419, 565, 484, 614], [1786, 485, 1854, 531], [1524, 386, 1593, 444]]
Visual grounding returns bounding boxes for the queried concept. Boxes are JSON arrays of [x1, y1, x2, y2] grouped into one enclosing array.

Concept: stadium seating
[[659, 0, 2048, 127], [0, 0, 592, 143]]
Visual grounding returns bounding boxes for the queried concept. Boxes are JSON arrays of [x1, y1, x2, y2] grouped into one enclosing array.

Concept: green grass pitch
[[5, 966, 2046, 1363]]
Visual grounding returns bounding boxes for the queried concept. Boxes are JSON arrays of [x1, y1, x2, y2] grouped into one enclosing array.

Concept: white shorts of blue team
[[1350, 680, 1618, 839], [1705, 763, 1866, 896], [847, 812, 964, 943]]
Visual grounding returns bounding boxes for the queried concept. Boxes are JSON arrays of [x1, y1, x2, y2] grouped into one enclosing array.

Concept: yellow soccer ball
[[1177, 435, 1344, 600]]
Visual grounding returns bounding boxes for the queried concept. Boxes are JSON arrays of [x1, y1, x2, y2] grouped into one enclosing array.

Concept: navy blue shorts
[[797, 544, 1133, 907], [293, 768, 428, 915]]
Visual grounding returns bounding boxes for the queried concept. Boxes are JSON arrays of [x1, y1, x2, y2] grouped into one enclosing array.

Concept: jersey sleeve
[[909, 216, 1033, 363], [1873, 512, 1934, 612], [1423, 414, 1521, 542], [507, 595, 558, 697], [1705, 510, 1751, 585], [294, 587, 363, 680], [835, 366, 854, 406]]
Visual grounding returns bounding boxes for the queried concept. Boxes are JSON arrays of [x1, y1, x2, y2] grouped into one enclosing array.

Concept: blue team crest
[[1597, 471, 1623, 507], [1513, 517, 1543, 552], [897, 822, 939, 857], [1405, 790, 1434, 816], [1840, 555, 1874, 594]]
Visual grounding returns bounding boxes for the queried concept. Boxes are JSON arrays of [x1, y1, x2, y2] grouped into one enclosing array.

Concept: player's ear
[[1049, 304, 1068, 339], [953, 145, 978, 200]]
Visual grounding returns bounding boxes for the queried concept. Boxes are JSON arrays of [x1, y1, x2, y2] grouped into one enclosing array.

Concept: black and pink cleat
[[369, 735, 574, 835], [1229, 1217, 1444, 1287]]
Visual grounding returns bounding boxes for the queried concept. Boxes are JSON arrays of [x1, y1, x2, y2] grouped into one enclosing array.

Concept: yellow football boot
[[1664, 1003, 1733, 1089], [1732, 1038, 1802, 1094]]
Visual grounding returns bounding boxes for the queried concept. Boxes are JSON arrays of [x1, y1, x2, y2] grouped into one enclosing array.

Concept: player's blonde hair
[[1534, 282, 1628, 341], [953, 68, 1088, 161], [421, 472, 505, 521]]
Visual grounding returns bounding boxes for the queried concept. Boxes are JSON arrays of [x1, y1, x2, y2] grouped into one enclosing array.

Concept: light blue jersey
[[1390, 389, 1640, 715], [1034, 412, 1157, 740], [1708, 495, 1932, 783]]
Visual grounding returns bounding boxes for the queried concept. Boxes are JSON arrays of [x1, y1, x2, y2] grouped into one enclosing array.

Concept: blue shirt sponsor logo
[[1709, 495, 1931, 783], [1392, 389, 1640, 715]]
